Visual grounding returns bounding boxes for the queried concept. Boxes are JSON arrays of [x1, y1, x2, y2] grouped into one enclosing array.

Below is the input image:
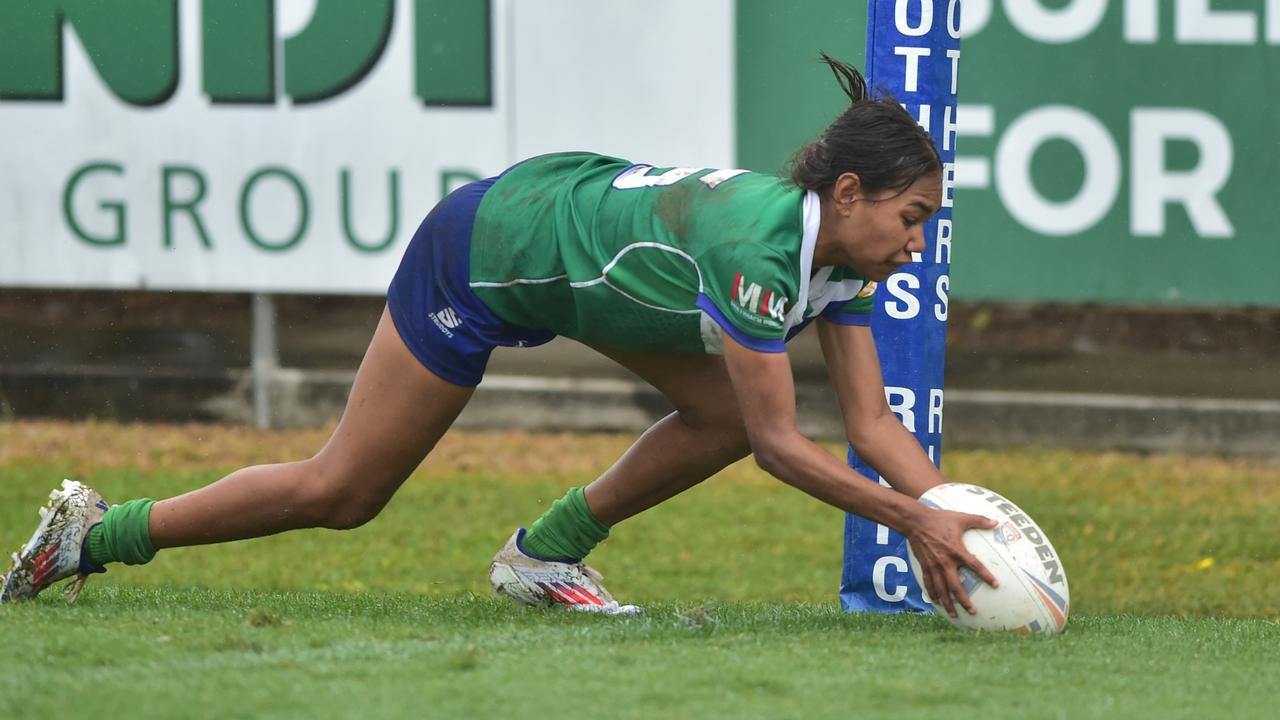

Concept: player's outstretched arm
[[815, 318, 947, 500], [721, 331, 997, 616]]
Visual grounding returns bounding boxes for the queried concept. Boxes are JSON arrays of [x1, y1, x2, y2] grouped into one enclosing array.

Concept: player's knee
[[674, 404, 750, 453], [319, 492, 389, 531], [295, 458, 396, 530]]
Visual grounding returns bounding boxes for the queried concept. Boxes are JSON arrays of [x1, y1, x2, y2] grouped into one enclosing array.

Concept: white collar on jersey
[[794, 190, 869, 327], [788, 191, 821, 330]]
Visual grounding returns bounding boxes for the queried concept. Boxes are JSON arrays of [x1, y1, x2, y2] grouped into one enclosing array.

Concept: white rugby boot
[[2, 479, 109, 604], [489, 528, 642, 616]]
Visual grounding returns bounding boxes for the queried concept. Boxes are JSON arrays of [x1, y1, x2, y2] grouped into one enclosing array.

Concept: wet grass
[[3, 589, 1278, 719], [1, 422, 1278, 717]]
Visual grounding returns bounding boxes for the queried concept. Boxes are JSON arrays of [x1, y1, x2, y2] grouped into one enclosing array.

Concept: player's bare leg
[[150, 306, 474, 547], [3, 306, 474, 603], [490, 346, 750, 614], [579, 346, 751, 525]]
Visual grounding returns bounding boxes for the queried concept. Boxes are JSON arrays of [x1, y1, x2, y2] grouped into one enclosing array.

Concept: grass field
[[2, 421, 1278, 718]]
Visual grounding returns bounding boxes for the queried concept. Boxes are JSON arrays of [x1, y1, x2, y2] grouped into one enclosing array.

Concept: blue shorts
[[387, 177, 556, 387]]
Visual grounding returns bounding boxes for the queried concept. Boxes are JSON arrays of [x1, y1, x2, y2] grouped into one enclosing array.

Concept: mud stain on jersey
[[653, 181, 695, 241]]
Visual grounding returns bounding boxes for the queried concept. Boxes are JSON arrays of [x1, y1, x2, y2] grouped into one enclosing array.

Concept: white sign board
[[0, 0, 733, 294]]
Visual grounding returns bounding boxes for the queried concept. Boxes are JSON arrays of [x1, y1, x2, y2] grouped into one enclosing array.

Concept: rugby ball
[[907, 483, 1070, 635]]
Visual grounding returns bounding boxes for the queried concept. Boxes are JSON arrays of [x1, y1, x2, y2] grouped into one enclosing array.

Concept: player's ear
[[832, 172, 862, 210]]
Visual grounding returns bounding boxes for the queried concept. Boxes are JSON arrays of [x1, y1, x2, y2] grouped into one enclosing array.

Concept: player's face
[[822, 172, 942, 282]]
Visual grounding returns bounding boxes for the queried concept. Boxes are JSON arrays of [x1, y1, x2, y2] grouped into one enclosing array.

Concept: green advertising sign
[[737, 0, 1280, 308]]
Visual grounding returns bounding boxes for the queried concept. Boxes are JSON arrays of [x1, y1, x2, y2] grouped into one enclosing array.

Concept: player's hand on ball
[[905, 509, 1000, 618]]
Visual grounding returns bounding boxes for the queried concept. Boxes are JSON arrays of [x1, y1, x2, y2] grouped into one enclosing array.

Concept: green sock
[[520, 487, 610, 562], [85, 499, 157, 567]]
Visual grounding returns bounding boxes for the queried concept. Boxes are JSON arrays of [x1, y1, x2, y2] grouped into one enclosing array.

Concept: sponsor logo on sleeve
[[731, 272, 788, 324]]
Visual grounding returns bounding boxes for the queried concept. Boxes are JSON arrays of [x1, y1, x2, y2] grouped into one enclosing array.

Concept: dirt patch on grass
[[0, 420, 781, 484], [4, 419, 1275, 492]]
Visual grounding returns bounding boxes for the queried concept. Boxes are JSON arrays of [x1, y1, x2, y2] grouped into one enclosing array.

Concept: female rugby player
[[4, 56, 997, 618]]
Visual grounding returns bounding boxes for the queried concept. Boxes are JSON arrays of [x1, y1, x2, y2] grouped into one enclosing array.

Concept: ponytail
[[789, 54, 940, 196]]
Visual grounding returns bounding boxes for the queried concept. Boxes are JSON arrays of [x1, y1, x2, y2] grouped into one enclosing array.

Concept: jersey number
[[611, 165, 748, 190]]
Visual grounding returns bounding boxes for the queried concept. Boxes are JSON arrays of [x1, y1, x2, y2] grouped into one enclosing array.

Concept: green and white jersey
[[469, 152, 877, 354]]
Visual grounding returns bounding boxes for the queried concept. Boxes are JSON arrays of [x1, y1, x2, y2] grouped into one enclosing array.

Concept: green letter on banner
[[203, 0, 274, 103], [241, 167, 310, 252], [285, 0, 394, 103], [0, 1, 177, 105], [341, 169, 400, 253], [162, 166, 213, 250], [63, 161, 126, 247], [415, 0, 491, 106]]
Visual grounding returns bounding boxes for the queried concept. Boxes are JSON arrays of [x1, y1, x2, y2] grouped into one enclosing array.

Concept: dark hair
[[789, 53, 941, 196]]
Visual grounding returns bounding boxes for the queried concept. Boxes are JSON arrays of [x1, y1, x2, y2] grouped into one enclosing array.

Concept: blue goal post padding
[[841, 0, 962, 613]]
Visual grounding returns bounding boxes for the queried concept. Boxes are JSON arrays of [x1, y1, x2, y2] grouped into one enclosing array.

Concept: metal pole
[[251, 293, 279, 430]]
